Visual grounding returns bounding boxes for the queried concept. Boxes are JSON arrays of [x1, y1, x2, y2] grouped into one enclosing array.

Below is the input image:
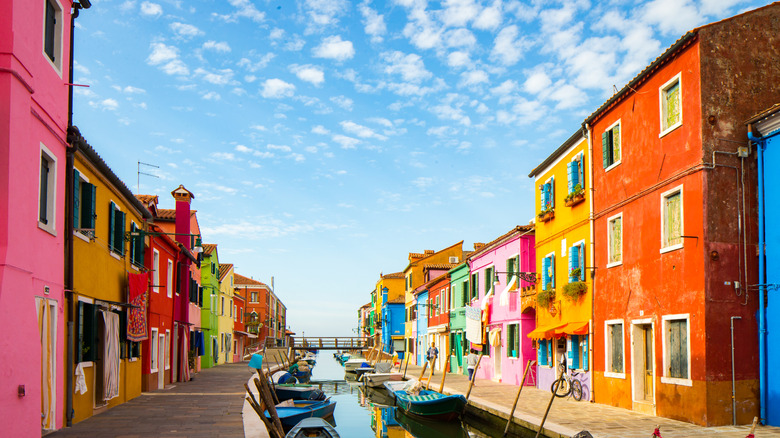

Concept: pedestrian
[[427, 341, 438, 376], [466, 349, 478, 382]]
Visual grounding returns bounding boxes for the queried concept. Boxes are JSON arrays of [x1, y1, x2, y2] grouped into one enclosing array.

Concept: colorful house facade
[[426, 273, 451, 373], [232, 290, 249, 362], [0, 0, 76, 433], [587, 5, 780, 425], [68, 130, 152, 424], [529, 133, 592, 394], [234, 273, 271, 347], [376, 272, 405, 357], [467, 226, 536, 385], [217, 263, 235, 364], [199, 244, 220, 368], [448, 261, 471, 374]]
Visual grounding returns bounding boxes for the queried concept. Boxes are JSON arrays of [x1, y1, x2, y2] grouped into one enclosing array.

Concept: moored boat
[[285, 418, 340, 438], [362, 372, 404, 388], [274, 384, 326, 402], [265, 398, 337, 428], [343, 358, 368, 373], [393, 389, 466, 421]]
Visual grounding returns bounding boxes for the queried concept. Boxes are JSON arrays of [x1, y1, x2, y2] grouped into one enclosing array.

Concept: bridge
[[289, 336, 374, 351]]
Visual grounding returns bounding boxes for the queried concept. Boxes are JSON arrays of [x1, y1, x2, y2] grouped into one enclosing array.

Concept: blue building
[[415, 289, 429, 366], [381, 287, 405, 359], [749, 104, 780, 426]]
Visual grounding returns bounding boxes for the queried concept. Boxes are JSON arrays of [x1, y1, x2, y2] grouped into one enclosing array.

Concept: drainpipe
[[584, 123, 595, 402], [731, 316, 742, 425], [748, 126, 766, 424]]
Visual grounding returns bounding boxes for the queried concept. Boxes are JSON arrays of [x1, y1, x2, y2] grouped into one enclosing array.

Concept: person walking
[[427, 341, 439, 376], [466, 349, 478, 382]]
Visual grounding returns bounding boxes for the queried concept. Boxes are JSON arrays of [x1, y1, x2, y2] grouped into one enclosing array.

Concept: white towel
[[499, 276, 517, 306], [75, 363, 88, 395]]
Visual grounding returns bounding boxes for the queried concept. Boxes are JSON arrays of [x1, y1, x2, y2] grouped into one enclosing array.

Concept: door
[[158, 333, 165, 389], [37, 298, 57, 432], [454, 332, 463, 372], [642, 325, 653, 401], [494, 339, 502, 380]]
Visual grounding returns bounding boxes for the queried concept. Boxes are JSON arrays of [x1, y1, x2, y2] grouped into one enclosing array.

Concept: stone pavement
[[49, 356, 285, 438], [400, 363, 780, 438]]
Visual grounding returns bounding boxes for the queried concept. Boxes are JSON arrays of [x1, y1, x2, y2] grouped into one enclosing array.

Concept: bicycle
[[550, 362, 583, 401]]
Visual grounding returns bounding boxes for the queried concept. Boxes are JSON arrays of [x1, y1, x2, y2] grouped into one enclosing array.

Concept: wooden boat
[[354, 367, 374, 379], [274, 384, 325, 402], [272, 371, 298, 384], [383, 379, 414, 396], [359, 386, 396, 407], [394, 407, 469, 437], [393, 389, 466, 421], [362, 372, 404, 388], [343, 358, 368, 373], [285, 418, 340, 438], [265, 399, 337, 428]]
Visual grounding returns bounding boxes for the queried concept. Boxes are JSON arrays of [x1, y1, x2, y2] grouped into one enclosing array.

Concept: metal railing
[[290, 337, 373, 350]]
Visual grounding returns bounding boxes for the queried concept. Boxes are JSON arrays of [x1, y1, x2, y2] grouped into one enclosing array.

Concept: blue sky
[[72, 0, 767, 337]]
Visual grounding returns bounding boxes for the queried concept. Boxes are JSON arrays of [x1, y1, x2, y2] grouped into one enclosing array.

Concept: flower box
[[564, 191, 585, 207], [538, 209, 555, 222]]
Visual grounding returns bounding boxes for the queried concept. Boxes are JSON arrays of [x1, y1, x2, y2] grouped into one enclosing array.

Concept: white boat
[[362, 372, 404, 388], [343, 358, 368, 373]]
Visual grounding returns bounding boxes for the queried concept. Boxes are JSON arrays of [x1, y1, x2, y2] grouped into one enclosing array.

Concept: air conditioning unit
[[449, 256, 459, 263]]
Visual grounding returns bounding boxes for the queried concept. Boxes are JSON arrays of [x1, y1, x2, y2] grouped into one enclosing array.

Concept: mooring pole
[[418, 361, 429, 380], [465, 354, 484, 401], [503, 360, 536, 437], [438, 354, 451, 393], [402, 353, 411, 379], [535, 384, 558, 438]]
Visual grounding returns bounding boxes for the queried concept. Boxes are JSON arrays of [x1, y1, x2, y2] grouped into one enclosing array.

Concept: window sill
[[604, 371, 626, 379], [151, 368, 158, 374], [74, 231, 91, 243], [564, 192, 586, 207], [660, 243, 683, 254], [129, 358, 138, 362], [38, 221, 57, 236], [659, 122, 682, 139], [661, 376, 692, 386], [130, 264, 139, 272], [110, 252, 122, 261], [606, 261, 623, 268], [604, 160, 622, 173], [78, 361, 94, 368], [538, 209, 555, 223]]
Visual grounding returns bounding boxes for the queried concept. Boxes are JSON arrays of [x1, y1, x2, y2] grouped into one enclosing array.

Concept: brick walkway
[[400, 363, 780, 438]]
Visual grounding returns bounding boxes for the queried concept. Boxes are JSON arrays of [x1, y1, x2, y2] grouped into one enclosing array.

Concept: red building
[[426, 271, 451, 372], [588, 5, 780, 425], [234, 273, 274, 348]]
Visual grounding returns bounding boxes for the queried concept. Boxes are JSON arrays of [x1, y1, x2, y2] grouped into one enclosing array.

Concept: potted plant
[[570, 267, 582, 279], [564, 184, 585, 206], [538, 207, 555, 222], [537, 288, 555, 308], [562, 281, 587, 301]]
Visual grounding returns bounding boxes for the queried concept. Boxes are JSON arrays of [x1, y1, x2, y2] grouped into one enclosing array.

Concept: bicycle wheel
[[551, 377, 571, 397], [571, 379, 583, 401]]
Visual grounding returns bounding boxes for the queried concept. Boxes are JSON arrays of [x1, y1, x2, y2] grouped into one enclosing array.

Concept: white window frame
[[607, 212, 623, 268], [152, 250, 160, 294], [604, 319, 626, 379], [659, 73, 682, 138], [164, 330, 171, 370], [661, 314, 692, 387], [42, 0, 64, 76], [660, 185, 684, 254], [150, 327, 159, 373], [38, 143, 58, 235], [604, 120, 622, 172], [166, 260, 173, 298]]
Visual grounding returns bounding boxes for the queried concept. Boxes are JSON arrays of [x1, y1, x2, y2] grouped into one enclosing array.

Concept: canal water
[[303, 353, 537, 437]]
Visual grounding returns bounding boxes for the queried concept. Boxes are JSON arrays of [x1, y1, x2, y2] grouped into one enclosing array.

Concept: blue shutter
[[572, 335, 580, 369], [567, 337, 573, 368], [569, 246, 578, 282], [567, 161, 574, 193], [87, 184, 96, 229], [542, 183, 549, 210], [579, 243, 585, 281], [118, 210, 126, 254], [573, 159, 580, 187], [73, 169, 81, 228], [108, 202, 116, 251], [542, 257, 550, 290], [551, 254, 555, 288], [537, 340, 544, 365], [550, 177, 554, 208], [578, 154, 584, 188], [583, 335, 589, 371]]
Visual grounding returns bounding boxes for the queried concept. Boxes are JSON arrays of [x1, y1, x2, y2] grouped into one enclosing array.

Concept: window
[[539, 177, 555, 212], [164, 330, 170, 370], [130, 223, 144, 266], [661, 186, 683, 252], [507, 324, 519, 358], [660, 74, 682, 135], [602, 121, 621, 169], [567, 153, 584, 194], [568, 335, 588, 370], [43, 0, 63, 72], [542, 253, 555, 290], [39, 145, 57, 234], [150, 328, 159, 372], [662, 315, 691, 385], [230, 303, 233, 318], [506, 256, 519, 283], [607, 214, 623, 267], [108, 202, 126, 256], [251, 292, 258, 302], [166, 260, 173, 298], [569, 243, 585, 282], [484, 266, 494, 296], [462, 280, 469, 306], [537, 339, 551, 366], [152, 250, 160, 293], [605, 320, 625, 377], [221, 296, 225, 315], [73, 169, 96, 236], [470, 272, 479, 301], [77, 301, 96, 363]]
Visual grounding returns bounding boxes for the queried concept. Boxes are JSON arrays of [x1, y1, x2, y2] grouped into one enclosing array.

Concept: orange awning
[[526, 323, 565, 339], [554, 321, 589, 336]]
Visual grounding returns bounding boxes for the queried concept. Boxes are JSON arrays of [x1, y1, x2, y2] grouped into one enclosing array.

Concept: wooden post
[[258, 367, 279, 405], [425, 359, 435, 390], [418, 361, 429, 380], [747, 417, 758, 437], [254, 377, 284, 435], [535, 385, 558, 438], [402, 353, 410, 379], [465, 354, 483, 401], [503, 360, 536, 437], [438, 354, 451, 393], [245, 383, 283, 438]]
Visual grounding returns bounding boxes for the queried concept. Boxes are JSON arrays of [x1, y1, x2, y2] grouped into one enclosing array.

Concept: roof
[[155, 208, 198, 222], [404, 240, 464, 272], [382, 272, 405, 279], [746, 103, 780, 125], [218, 263, 233, 281], [135, 194, 158, 204], [469, 225, 534, 260], [234, 273, 269, 287], [68, 126, 152, 220], [422, 263, 458, 271], [360, 302, 372, 309], [388, 296, 405, 304], [202, 243, 217, 256], [528, 130, 585, 178]]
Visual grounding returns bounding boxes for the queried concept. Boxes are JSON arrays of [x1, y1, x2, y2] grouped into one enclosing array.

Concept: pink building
[[468, 226, 536, 385], [0, 0, 79, 434]]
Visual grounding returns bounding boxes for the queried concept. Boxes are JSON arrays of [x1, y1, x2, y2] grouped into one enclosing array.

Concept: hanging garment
[[102, 310, 120, 401], [196, 331, 205, 356], [37, 299, 53, 430], [127, 272, 149, 341], [498, 275, 517, 306], [489, 328, 501, 347], [179, 326, 191, 382], [74, 363, 88, 395]]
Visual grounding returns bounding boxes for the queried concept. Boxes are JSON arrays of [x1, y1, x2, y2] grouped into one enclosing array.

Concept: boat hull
[[285, 418, 339, 438], [393, 390, 466, 421], [266, 399, 337, 428]]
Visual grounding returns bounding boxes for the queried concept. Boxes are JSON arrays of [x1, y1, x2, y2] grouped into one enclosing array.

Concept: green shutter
[[87, 184, 96, 229], [73, 169, 81, 228], [108, 202, 116, 251], [602, 132, 609, 168], [116, 210, 126, 254]]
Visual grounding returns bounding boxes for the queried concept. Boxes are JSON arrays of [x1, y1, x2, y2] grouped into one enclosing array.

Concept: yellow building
[[217, 263, 235, 364], [68, 133, 152, 424], [402, 241, 463, 364], [527, 131, 593, 391]]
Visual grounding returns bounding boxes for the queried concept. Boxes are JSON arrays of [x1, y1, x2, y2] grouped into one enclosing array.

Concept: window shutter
[[566, 336, 573, 368], [572, 159, 579, 187], [118, 210, 126, 254], [44, 1, 56, 61], [569, 247, 578, 282], [40, 158, 49, 224], [613, 124, 621, 161], [579, 244, 585, 281], [108, 203, 116, 251], [542, 257, 550, 290], [582, 336, 589, 371], [73, 169, 81, 228], [602, 132, 609, 168], [567, 161, 574, 193], [87, 184, 97, 229], [550, 177, 555, 207], [551, 254, 555, 288], [578, 154, 584, 188]]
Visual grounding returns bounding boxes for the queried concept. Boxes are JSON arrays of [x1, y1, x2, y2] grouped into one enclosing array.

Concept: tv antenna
[[137, 161, 160, 193]]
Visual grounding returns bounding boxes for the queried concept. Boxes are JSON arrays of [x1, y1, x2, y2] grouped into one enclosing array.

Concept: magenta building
[[468, 226, 536, 385], [0, 0, 76, 434]]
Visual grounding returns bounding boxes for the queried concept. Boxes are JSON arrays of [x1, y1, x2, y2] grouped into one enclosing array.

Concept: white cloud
[[202, 91, 220, 100], [270, 28, 285, 39], [261, 79, 295, 98], [250, 124, 267, 131], [312, 36, 355, 61], [549, 83, 587, 109], [268, 144, 292, 152], [203, 41, 231, 52], [491, 79, 517, 95], [194, 67, 235, 85], [170, 22, 202, 38], [412, 177, 434, 188], [474, 0, 502, 30], [304, 0, 349, 28], [524, 69, 552, 94], [120, 1, 135, 12], [368, 117, 393, 128], [289, 64, 325, 86], [447, 51, 470, 68], [285, 36, 306, 51], [382, 51, 432, 83], [237, 53, 275, 72], [147, 43, 189, 75], [290, 153, 305, 162], [359, 2, 387, 43], [90, 98, 119, 111], [340, 121, 388, 140], [441, 0, 480, 27], [491, 25, 526, 65], [642, 0, 702, 35], [235, 145, 253, 153], [227, 0, 265, 22], [113, 85, 146, 94], [332, 134, 360, 149], [140, 1, 162, 17], [330, 95, 354, 111], [161, 59, 188, 75], [459, 70, 489, 87], [312, 125, 330, 135], [444, 28, 477, 48], [211, 152, 235, 160]]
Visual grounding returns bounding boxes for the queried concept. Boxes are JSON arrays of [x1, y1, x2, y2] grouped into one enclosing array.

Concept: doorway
[[631, 321, 655, 413], [157, 333, 165, 389], [37, 298, 57, 432]]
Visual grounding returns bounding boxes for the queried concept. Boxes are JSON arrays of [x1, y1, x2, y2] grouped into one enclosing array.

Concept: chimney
[[424, 249, 434, 256], [171, 185, 194, 249], [408, 252, 424, 262], [474, 242, 485, 251]]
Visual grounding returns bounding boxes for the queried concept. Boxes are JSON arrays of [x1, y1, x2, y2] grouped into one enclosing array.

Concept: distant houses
[[358, 3, 780, 427]]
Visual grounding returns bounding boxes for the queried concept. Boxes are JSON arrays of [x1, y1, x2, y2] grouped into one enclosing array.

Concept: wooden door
[[642, 325, 653, 401]]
